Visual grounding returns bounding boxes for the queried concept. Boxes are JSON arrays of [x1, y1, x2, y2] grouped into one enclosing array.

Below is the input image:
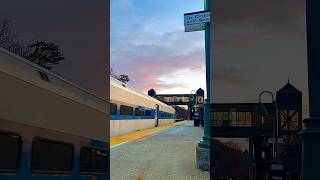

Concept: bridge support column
[[300, 1, 320, 179], [248, 136, 256, 180], [199, 99, 211, 148], [196, 100, 211, 171]]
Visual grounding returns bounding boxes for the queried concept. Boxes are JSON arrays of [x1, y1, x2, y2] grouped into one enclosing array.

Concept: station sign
[[185, 23, 206, 32], [268, 138, 284, 144], [184, 10, 210, 32], [268, 161, 286, 180], [184, 10, 210, 26]]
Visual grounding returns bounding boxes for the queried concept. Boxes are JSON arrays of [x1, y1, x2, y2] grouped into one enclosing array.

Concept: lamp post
[[255, 91, 288, 180], [191, 89, 196, 104], [255, 91, 279, 160], [190, 89, 196, 123]]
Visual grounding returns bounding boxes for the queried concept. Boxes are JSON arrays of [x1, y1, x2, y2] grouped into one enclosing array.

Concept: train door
[[155, 104, 159, 127]]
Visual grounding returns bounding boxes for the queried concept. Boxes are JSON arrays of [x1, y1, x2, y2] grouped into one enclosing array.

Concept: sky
[[211, 0, 308, 117], [111, 0, 206, 94], [1, 1, 308, 116], [111, 0, 309, 117], [0, 0, 108, 98]]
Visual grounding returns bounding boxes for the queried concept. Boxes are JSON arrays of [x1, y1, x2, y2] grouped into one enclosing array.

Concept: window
[[135, 108, 144, 117], [0, 133, 21, 172], [120, 105, 133, 116], [161, 112, 165, 118], [80, 147, 107, 174], [110, 103, 117, 116], [31, 138, 74, 173], [145, 110, 151, 117]]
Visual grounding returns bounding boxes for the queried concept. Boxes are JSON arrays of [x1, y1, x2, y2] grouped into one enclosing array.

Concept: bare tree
[[0, 18, 64, 70], [0, 19, 18, 50], [110, 68, 130, 84], [117, 74, 130, 84], [110, 68, 118, 79]]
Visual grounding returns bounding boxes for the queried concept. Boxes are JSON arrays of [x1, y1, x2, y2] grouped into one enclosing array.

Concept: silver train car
[[0, 47, 109, 179], [110, 77, 176, 137]]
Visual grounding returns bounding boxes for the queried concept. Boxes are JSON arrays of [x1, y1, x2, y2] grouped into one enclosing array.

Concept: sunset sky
[[111, 0, 206, 94], [111, 0, 309, 117], [1, 0, 309, 116]]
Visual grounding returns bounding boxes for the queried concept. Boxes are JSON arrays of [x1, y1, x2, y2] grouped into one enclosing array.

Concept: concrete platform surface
[[110, 121, 210, 180]]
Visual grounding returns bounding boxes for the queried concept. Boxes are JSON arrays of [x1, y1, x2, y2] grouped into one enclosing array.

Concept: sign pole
[[198, 0, 211, 149], [184, 0, 212, 171]]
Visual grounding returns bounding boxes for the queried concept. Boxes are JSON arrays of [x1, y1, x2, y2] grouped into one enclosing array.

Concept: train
[[110, 77, 176, 137], [0, 47, 109, 179]]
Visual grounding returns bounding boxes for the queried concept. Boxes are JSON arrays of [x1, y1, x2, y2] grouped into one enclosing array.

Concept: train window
[[80, 147, 107, 174], [135, 108, 144, 117], [145, 110, 151, 117], [31, 138, 74, 173], [161, 112, 165, 118], [120, 105, 133, 116], [0, 133, 21, 172], [110, 103, 117, 116]]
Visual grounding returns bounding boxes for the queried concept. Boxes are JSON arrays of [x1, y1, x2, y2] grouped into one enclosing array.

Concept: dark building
[[148, 89, 156, 97], [276, 81, 302, 176], [196, 88, 205, 104]]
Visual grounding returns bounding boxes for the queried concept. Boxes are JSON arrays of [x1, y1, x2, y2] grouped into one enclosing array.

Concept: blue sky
[[111, 0, 203, 35], [111, 0, 207, 94]]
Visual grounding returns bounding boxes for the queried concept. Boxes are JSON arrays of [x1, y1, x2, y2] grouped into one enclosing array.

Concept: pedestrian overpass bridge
[[147, 88, 205, 120]]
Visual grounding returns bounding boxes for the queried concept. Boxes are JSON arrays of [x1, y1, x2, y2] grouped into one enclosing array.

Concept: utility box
[[268, 161, 286, 180], [194, 112, 200, 126]]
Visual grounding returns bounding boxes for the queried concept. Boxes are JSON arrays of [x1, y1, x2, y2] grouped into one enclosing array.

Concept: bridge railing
[[210, 103, 274, 129]]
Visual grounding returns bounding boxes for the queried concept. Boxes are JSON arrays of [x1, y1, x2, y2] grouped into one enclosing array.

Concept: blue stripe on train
[[0, 141, 108, 180], [0, 154, 106, 180], [111, 108, 175, 120]]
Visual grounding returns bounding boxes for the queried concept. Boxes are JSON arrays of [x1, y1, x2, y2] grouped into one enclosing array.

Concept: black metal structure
[[276, 82, 302, 176], [210, 82, 302, 179]]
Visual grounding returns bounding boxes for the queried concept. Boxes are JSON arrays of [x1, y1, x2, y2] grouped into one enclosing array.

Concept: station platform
[[110, 120, 209, 180]]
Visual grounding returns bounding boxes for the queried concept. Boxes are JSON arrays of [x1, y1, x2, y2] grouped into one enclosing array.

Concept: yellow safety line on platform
[[110, 121, 185, 146]]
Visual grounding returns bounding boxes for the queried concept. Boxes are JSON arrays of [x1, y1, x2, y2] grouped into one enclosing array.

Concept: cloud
[[111, 21, 258, 93], [111, 0, 308, 117], [111, 0, 134, 12], [111, 26, 205, 91], [213, 0, 306, 47], [210, 0, 308, 115], [214, 66, 255, 85]]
